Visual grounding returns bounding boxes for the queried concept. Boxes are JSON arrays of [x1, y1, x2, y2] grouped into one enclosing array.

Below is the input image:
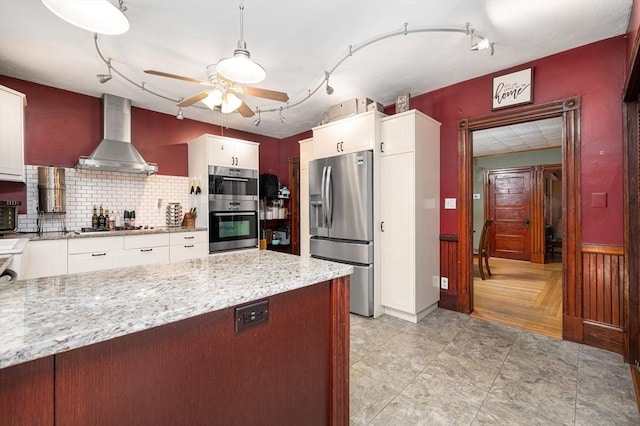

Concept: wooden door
[[488, 168, 532, 260]]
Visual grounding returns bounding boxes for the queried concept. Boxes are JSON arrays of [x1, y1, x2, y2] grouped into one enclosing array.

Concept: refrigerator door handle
[[320, 165, 327, 228], [326, 165, 333, 227]]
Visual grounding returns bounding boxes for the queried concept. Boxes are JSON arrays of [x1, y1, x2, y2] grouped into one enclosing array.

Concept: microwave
[[208, 166, 258, 201], [0, 200, 20, 234]]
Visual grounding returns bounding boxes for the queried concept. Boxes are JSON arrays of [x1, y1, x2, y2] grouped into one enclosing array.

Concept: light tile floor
[[350, 308, 640, 425]]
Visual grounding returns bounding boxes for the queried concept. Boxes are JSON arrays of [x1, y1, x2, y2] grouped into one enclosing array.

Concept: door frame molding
[[456, 97, 582, 341]]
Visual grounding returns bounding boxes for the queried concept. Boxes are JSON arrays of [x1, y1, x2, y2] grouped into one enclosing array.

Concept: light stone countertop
[[13, 226, 208, 241], [0, 250, 353, 369]]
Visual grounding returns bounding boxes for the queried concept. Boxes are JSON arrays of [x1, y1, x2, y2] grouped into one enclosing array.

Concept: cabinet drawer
[[68, 251, 127, 274], [124, 246, 170, 267], [68, 236, 123, 255], [169, 231, 207, 245], [124, 233, 170, 250], [170, 242, 208, 262]]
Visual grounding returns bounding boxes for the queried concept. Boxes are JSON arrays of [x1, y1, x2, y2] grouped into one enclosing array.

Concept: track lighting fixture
[[97, 59, 112, 84], [279, 107, 286, 123], [325, 71, 334, 95], [176, 108, 184, 120], [253, 109, 261, 126], [469, 26, 494, 55]]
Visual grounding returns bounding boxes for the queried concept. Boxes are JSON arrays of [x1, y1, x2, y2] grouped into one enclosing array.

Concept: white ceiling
[[473, 117, 563, 157], [0, 0, 633, 139]]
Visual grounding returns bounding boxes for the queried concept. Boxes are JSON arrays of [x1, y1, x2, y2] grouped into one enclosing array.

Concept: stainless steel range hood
[[77, 94, 158, 175]]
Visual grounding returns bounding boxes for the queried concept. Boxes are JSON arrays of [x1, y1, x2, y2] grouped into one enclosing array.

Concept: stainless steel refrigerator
[[309, 150, 374, 316]]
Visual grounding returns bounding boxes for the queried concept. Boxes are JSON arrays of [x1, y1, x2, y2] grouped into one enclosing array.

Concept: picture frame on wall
[[492, 67, 533, 110]]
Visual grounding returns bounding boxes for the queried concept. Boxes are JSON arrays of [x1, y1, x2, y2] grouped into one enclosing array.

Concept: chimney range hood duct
[[77, 94, 158, 175]]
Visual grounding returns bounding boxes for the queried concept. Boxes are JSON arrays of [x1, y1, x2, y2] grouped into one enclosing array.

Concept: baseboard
[[631, 365, 640, 414]]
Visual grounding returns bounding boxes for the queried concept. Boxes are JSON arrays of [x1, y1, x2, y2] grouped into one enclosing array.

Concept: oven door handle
[[213, 212, 256, 217], [221, 177, 249, 182]]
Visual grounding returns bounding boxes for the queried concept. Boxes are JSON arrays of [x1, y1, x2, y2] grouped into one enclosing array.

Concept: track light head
[[176, 108, 184, 120], [325, 71, 334, 95], [253, 109, 261, 126], [97, 58, 112, 84], [97, 73, 112, 84]]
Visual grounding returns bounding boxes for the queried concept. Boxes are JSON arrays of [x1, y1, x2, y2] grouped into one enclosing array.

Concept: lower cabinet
[[123, 234, 170, 267], [67, 236, 126, 274], [169, 230, 208, 261], [22, 239, 68, 279]]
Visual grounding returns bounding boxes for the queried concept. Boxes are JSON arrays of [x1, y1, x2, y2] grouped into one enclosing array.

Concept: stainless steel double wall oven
[[208, 166, 259, 252]]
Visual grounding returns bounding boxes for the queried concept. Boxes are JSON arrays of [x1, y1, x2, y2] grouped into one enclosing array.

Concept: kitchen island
[[0, 250, 352, 425]]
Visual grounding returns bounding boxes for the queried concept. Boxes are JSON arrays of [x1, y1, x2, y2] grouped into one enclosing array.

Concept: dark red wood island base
[[0, 276, 350, 426]]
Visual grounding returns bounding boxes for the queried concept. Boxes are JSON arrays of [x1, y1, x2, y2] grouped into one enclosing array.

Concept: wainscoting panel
[[439, 235, 459, 311], [581, 244, 625, 353]]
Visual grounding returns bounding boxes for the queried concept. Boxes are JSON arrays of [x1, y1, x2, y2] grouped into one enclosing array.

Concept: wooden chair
[[478, 219, 493, 280]]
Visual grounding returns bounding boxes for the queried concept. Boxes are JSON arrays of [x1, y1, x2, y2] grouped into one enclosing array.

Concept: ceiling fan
[[144, 3, 288, 118]]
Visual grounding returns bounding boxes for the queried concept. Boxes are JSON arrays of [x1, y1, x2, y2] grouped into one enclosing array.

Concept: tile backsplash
[[18, 166, 191, 233]]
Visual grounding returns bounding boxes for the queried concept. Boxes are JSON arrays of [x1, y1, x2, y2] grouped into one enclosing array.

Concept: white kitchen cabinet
[[312, 109, 383, 159], [298, 138, 313, 257], [169, 230, 208, 261], [0, 85, 26, 183], [379, 110, 440, 323], [123, 233, 170, 267], [188, 134, 260, 230], [206, 135, 259, 169], [22, 239, 68, 279], [68, 236, 127, 274]]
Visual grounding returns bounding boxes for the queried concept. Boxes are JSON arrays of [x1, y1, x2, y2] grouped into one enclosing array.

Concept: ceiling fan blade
[[144, 70, 212, 86], [241, 86, 289, 103], [178, 91, 210, 107], [237, 101, 255, 117]]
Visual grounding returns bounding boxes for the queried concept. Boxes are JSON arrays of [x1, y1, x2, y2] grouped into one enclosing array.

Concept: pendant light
[[42, 0, 130, 35], [216, 3, 266, 84]]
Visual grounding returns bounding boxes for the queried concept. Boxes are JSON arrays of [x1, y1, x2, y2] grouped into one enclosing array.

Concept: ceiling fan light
[[216, 49, 266, 84], [201, 89, 223, 110], [41, 0, 130, 35], [221, 92, 242, 114]]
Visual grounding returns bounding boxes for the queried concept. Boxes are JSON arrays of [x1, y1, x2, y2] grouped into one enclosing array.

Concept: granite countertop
[[16, 226, 208, 241], [0, 254, 12, 276], [0, 250, 352, 369]]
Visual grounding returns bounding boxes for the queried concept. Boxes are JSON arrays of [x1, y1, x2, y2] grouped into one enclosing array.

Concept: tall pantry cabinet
[[379, 110, 440, 323]]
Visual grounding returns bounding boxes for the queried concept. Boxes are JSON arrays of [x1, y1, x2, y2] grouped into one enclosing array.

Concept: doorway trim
[[456, 97, 581, 340]]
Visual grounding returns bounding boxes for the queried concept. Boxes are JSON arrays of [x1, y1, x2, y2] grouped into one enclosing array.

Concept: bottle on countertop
[[91, 205, 98, 228], [115, 210, 121, 227], [98, 205, 105, 228], [130, 210, 136, 228]]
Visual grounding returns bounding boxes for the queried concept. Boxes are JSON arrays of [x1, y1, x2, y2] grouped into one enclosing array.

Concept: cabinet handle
[[340, 141, 344, 152], [91, 253, 107, 257], [380, 221, 385, 232], [184, 236, 195, 240], [380, 141, 385, 153], [184, 244, 194, 248], [336, 142, 340, 152], [140, 248, 153, 252]]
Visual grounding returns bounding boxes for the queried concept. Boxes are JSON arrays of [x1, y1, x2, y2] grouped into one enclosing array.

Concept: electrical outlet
[[440, 277, 449, 290], [432, 276, 440, 288]]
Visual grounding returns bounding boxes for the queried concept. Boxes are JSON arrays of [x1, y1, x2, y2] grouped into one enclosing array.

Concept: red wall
[[1, 36, 629, 245], [0, 76, 285, 212], [396, 36, 625, 246]]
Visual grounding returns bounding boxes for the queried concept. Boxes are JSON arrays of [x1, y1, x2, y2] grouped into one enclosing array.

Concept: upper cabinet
[[188, 134, 260, 229], [312, 110, 383, 159], [0, 85, 27, 183], [207, 135, 259, 170]]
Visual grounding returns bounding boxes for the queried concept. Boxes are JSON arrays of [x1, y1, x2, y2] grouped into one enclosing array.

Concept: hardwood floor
[[471, 256, 563, 339]]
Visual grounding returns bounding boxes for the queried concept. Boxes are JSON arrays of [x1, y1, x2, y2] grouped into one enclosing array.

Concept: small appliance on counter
[[0, 200, 20, 234], [37, 166, 66, 214], [166, 203, 183, 227]]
